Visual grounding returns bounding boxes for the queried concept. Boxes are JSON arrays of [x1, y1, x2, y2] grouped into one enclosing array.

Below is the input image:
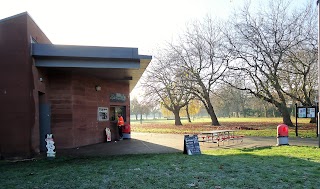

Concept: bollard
[[277, 124, 289, 146], [122, 124, 131, 139]]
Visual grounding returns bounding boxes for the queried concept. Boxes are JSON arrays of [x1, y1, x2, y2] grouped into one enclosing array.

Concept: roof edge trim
[[0, 12, 28, 23]]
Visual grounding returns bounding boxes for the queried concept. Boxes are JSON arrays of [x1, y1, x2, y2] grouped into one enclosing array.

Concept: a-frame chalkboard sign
[[183, 135, 201, 155]]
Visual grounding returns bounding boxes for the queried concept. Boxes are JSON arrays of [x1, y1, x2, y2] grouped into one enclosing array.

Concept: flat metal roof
[[32, 44, 152, 92]]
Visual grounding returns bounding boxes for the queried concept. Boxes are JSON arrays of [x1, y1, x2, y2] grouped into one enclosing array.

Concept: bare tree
[[149, 101, 160, 119], [168, 17, 230, 126], [141, 51, 191, 125], [130, 97, 150, 123], [130, 97, 140, 120], [281, 50, 318, 106], [213, 83, 248, 117], [224, 0, 317, 126]]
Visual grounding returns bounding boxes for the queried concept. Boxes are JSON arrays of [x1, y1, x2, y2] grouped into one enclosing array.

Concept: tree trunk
[[310, 117, 316, 123], [207, 103, 220, 126], [201, 96, 220, 126], [135, 114, 138, 120], [140, 114, 142, 124], [279, 105, 294, 127], [173, 110, 182, 125], [263, 105, 267, 117], [186, 104, 191, 123]]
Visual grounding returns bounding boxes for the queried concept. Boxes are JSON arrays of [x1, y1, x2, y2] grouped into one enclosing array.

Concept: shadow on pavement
[[56, 132, 186, 157], [56, 133, 319, 157]]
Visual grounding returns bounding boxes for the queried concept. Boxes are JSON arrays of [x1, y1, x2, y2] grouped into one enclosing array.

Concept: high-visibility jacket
[[118, 116, 124, 126]]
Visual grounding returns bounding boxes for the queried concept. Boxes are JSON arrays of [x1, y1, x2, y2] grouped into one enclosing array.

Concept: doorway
[[110, 106, 126, 122], [39, 92, 51, 152]]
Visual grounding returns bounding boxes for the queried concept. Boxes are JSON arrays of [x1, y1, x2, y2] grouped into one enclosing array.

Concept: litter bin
[[277, 124, 289, 146], [122, 124, 131, 139], [105, 128, 111, 142]]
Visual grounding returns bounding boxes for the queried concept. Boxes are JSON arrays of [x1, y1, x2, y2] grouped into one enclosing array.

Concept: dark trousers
[[118, 126, 123, 138]]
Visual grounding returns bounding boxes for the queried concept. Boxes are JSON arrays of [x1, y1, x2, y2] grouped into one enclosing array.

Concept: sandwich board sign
[[183, 135, 201, 155]]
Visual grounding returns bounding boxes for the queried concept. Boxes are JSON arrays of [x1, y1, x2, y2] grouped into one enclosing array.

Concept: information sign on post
[[298, 107, 316, 118], [183, 135, 201, 155], [298, 107, 307, 118], [295, 104, 318, 138], [307, 108, 316, 118]]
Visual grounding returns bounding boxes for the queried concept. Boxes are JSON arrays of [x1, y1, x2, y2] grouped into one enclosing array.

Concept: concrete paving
[[57, 132, 320, 157]]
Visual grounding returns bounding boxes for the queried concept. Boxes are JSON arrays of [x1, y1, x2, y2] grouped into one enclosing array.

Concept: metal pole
[[317, 104, 319, 137], [318, 111, 320, 147], [318, 0, 320, 147], [295, 103, 298, 137]]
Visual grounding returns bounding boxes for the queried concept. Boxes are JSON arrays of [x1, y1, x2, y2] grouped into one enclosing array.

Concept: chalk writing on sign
[[183, 135, 201, 155]]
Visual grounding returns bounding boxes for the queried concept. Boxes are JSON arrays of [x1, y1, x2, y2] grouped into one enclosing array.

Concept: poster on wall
[[97, 107, 109, 121], [297, 108, 307, 118]]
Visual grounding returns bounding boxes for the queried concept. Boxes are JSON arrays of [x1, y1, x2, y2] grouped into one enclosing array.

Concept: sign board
[[183, 135, 201, 155], [98, 107, 109, 121], [297, 107, 307, 118], [295, 104, 319, 139], [307, 107, 316, 118], [297, 107, 316, 118], [105, 128, 111, 142], [110, 93, 126, 102]]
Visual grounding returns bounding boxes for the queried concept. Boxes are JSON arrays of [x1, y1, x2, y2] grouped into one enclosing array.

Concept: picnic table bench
[[199, 130, 244, 146]]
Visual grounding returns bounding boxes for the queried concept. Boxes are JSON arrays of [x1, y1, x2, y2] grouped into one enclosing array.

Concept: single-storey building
[[0, 12, 152, 158]]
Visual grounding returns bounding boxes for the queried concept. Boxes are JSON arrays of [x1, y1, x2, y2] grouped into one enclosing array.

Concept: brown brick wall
[[48, 71, 73, 148], [0, 13, 132, 158], [27, 14, 51, 155], [0, 14, 32, 157], [49, 72, 130, 149]]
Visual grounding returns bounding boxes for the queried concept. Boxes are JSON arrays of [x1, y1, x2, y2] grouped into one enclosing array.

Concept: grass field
[[131, 117, 318, 138], [1, 117, 319, 188], [1, 146, 320, 188]]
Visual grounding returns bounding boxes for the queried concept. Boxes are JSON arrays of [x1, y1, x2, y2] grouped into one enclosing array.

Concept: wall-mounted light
[[95, 85, 101, 91]]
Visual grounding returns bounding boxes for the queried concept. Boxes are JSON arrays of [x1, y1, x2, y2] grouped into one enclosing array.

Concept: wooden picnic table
[[200, 130, 243, 146]]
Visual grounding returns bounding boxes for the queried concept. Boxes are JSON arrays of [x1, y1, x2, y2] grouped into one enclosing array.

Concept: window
[[31, 36, 37, 43], [110, 106, 126, 122]]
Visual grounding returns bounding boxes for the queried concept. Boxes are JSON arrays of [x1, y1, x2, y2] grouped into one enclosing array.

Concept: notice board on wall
[[183, 135, 201, 155]]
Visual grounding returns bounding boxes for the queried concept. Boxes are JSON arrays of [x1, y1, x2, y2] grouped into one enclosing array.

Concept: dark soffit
[[32, 43, 152, 92]]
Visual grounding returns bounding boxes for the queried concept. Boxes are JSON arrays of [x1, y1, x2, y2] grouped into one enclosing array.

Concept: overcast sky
[[0, 0, 314, 96]]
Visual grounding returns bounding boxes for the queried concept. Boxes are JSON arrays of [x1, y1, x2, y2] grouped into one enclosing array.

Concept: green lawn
[[1, 146, 320, 188], [131, 117, 318, 138], [130, 117, 313, 124], [2, 117, 318, 188]]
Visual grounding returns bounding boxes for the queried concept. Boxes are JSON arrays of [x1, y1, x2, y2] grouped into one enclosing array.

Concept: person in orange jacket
[[117, 113, 124, 140]]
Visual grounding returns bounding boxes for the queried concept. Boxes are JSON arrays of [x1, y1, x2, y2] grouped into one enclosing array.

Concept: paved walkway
[[58, 132, 320, 157]]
